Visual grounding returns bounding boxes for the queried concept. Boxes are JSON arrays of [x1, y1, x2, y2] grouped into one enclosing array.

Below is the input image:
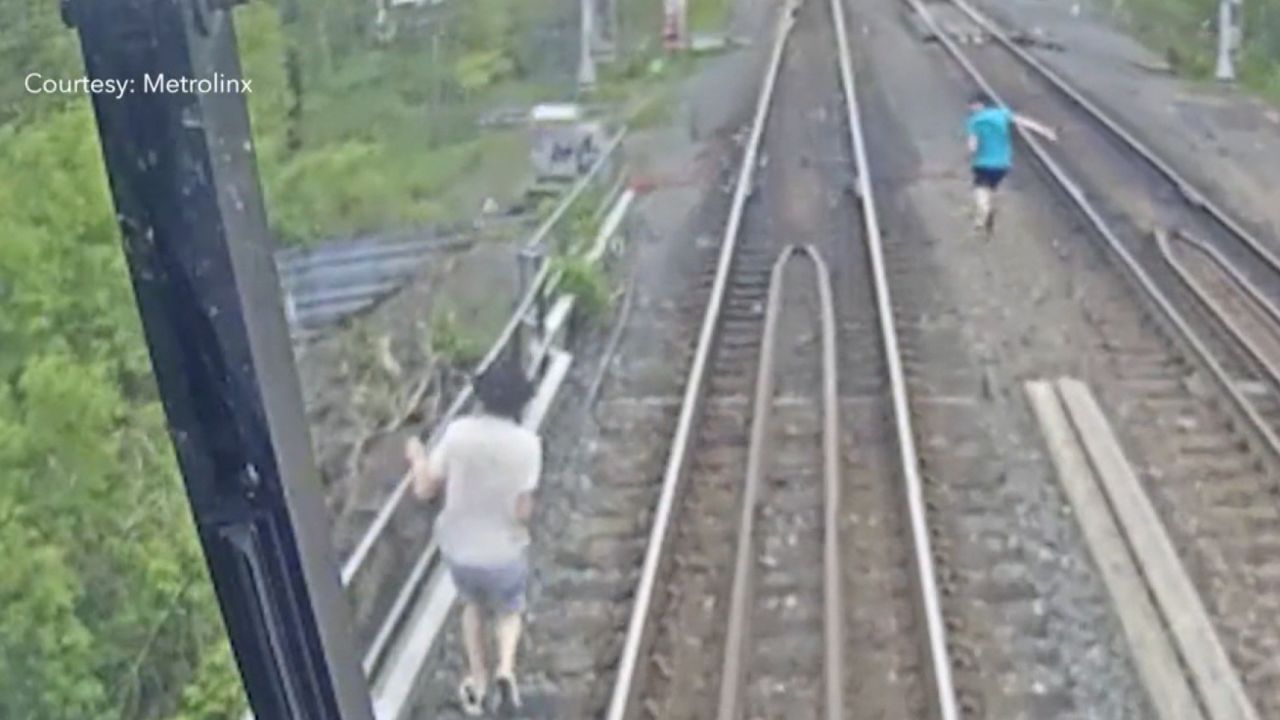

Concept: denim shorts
[[447, 556, 528, 614]]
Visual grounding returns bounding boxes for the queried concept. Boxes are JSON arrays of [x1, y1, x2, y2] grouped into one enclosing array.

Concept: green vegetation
[[244, 0, 567, 246], [594, 43, 701, 133], [428, 307, 488, 367], [0, 0, 584, 717], [629, 93, 676, 129], [0, 82, 245, 718], [547, 185, 620, 324], [1102, 0, 1280, 101], [1, 0, 696, 715], [550, 254, 614, 321], [561, 186, 608, 252], [689, 0, 733, 34]]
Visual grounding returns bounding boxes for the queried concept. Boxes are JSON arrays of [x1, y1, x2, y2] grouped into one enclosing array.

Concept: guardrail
[[369, 182, 637, 720], [337, 128, 629, 677]]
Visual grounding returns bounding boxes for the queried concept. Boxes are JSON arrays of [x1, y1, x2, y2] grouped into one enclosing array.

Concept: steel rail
[[343, 129, 628, 678], [712, 245, 844, 720], [1157, 230, 1280, 406], [603, 4, 800, 717], [1170, 229, 1280, 335], [715, 245, 795, 720], [831, 0, 960, 716], [946, 0, 1280, 277], [901, 0, 1280, 466], [812, 246, 845, 720]]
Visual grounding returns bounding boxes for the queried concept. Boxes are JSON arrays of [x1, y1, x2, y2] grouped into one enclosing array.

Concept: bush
[[550, 254, 612, 321], [430, 307, 488, 368], [1103, 0, 1280, 100]]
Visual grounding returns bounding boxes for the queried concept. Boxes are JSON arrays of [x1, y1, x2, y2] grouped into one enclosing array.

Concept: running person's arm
[[513, 436, 542, 525], [407, 434, 446, 501], [513, 494, 534, 524], [1012, 113, 1059, 142]]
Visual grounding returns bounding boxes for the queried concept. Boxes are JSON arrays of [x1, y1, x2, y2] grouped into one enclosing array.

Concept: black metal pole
[[63, 1, 375, 718]]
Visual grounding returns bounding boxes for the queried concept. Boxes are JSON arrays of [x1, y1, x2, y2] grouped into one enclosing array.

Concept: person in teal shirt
[[966, 92, 1059, 232]]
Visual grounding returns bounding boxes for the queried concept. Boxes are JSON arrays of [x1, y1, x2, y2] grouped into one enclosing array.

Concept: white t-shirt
[[427, 414, 542, 567]]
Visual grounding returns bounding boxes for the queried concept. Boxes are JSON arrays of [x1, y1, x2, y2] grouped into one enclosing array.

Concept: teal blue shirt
[[967, 106, 1014, 170]]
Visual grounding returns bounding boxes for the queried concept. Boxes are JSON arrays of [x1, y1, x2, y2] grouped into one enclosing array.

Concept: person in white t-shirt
[[406, 359, 542, 715]]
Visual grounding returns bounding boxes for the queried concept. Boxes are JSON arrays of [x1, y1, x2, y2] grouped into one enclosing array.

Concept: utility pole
[[607, 0, 619, 57], [579, 0, 597, 89], [63, 0, 376, 718], [1216, 0, 1243, 81], [281, 0, 304, 153], [665, 0, 687, 50]]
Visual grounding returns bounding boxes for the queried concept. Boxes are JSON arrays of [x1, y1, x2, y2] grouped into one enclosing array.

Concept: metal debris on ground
[[277, 232, 472, 338]]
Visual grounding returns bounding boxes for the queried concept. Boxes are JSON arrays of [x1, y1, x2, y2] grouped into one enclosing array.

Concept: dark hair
[[473, 354, 534, 422], [970, 91, 994, 107]]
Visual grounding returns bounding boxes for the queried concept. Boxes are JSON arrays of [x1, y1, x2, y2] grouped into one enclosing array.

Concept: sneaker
[[458, 677, 485, 717], [492, 673, 522, 713]]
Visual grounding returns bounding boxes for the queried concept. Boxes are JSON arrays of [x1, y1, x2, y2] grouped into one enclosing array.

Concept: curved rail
[[603, 4, 800, 717], [900, 0, 1280, 464], [945, 0, 1280, 277], [831, 0, 960, 716], [814, 246, 844, 720], [1158, 230, 1280, 400], [714, 245, 844, 720], [1169, 230, 1280, 333]]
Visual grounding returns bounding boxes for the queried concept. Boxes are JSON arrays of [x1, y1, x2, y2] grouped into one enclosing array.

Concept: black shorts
[[972, 167, 1008, 189]]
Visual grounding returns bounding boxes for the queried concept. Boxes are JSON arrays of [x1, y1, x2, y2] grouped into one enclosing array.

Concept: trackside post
[[64, 0, 376, 717]]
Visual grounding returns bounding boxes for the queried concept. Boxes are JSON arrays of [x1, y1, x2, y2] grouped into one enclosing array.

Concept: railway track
[[606, 0, 957, 718], [904, 0, 1280, 713], [715, 247, 841, 720], [925, 0, 1280, 460], [403, 130, 750, 719], [365, 0, 1280, 716]]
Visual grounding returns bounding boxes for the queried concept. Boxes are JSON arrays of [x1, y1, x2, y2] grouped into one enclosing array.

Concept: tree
[[0, 70, 244, 720]]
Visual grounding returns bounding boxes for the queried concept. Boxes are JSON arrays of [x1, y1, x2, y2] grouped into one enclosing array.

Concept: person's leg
[[971, 168, 992, 229], [461, 602, 488, 684], [984, 169, 1008, 232], [485, 558, 529, 710], [449, 563, 489, 715], [973, 185, 993, 229], [494, 611, 523, 678]]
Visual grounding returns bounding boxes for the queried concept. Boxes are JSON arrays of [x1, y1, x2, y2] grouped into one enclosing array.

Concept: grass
[[629, 93, 675, 129], [689, 0, 732, 34], [1099, 0, 1280, 105], [590, 42, 701, 132], [244, 0, 723, 249], [262, 130, 528, 245], [429, 306, 488, 367], [550, 253, 613, 321], [235, 0, 569, 248]]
